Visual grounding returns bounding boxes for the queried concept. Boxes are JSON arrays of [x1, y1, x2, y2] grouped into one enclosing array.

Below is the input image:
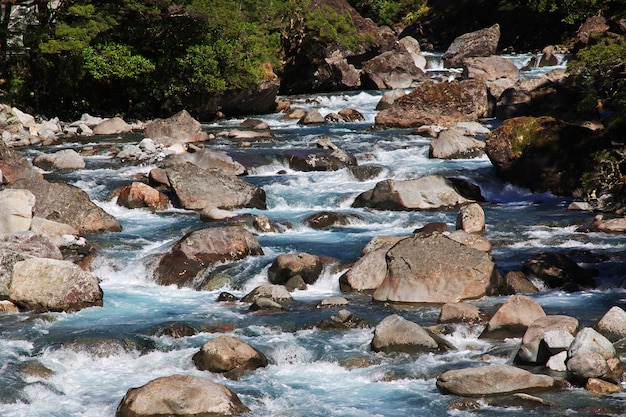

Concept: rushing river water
[[1, 54, 626, 416]]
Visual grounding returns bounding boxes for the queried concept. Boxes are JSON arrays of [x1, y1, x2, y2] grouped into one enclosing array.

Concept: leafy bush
[[83, 43, 155, 81], [350, 0, 429, 27]]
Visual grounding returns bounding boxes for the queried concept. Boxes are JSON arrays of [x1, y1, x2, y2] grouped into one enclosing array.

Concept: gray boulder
[[568, 327, 616, 360], [375, 88, 406, 110], [442, 24, 500, 68], [373, 233, 501, 303], [480, 295, 546, 339], [8, 178, 121, 234], [371, 314, 446, 353], [9, 258, 103, 312], [115, 374, 250, 417], [166, 162, 266, 210], [567, 352, 610, 382], [154, 226, 263, 287], [429, 128, 485, 160], [92, 117, 132, 135], [241, 283, 293, 304], [192, 335, 268, 378], [0, 189, 35, 234], [352, 175, 483, 211], [33, 149, 85, 171], [437, 364, 555, 396], [515, 315, 579, 364], [463, 56, 519, 82], [0, 231, 63, 297], [362, 50, 425, 89], [163, 149, 246, 176], [339, 238, 402, 293], [144, 110, 209, 143], [595, 306, 626, 342], [268, 252, 323, 285], [0, 139, 43, 184], [282, 147, 357, 172]]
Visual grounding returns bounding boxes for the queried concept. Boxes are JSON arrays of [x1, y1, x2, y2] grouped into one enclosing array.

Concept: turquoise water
[[2, 63, 626, 416]]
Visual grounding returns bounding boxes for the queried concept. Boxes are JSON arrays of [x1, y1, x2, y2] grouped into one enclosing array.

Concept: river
[[1, 53, 625, 416]]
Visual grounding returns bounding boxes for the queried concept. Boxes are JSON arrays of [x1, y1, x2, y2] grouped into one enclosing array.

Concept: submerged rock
[[116, 374, 250, 417]]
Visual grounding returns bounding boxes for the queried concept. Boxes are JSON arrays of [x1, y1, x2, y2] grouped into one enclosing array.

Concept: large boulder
[[7, 178, 121, 234], [352, 175, 483, 211], [92, 117, 132, 135], [372, 233, 502, 303], [115, 374, 250, 417], [480, 295, 546, 339], [282, 148, 357, 172], [515, 315, 579, 364], [268, 252, 323, 285], [428, 128, 486, 160], [485, 116, 600, 195], [522, 252, 597, 291], [339, 238, 403, 293], [0, 188, 35, 234], [0, 139, 43, 184], [163, 149, 246, 176], [144, 110, 209, 143], [442, 24, 500, 68], [9, 258, 103, 312], [241, 283, 293, 304], [371, 314, 447, 354], [436, 364, 555, 396], [33, 149, 85, 171], [462, 56, 519, 82], [166, 162, 266, 211], [595, 306, 626, 342], [361, 49, 425, 89], [375, 80, 488, 128], [154, 226, 263, 287], [0, 231, 63, 297], [192, 335, 268, 377], [116, 182, 169, 212]]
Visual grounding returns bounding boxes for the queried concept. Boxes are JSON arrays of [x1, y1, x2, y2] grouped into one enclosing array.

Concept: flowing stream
[[1, 54, 626, 416]]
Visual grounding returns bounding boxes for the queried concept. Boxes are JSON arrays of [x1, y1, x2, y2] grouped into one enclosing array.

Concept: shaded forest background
[[0, 0, 624, 120]]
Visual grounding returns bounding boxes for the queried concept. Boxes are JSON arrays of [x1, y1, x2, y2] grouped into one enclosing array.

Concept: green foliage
[[580, 148, 626, 210], [83, 43, 155, 81], [529, 0, 612, 25], [350, 0, 430, 27], [305, 5, 363, 51], [567, 34, 626, 113]]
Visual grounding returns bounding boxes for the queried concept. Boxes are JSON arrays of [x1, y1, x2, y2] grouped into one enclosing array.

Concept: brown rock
[[503, 270, 539, 294], [442, 24, 500, 68], [92, 117, 132, 135], [268, 252, 323, 285], [480, 295, 546, 339], [463, 56, 519, 82], [116, 182, 169, 212], [144, 110, 208, 143], [438, 302, 482, 324], [455, 202, 485, 233], [192, 335, 268, 376]]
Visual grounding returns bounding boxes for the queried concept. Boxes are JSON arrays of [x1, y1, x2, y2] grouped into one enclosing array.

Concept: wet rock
[[150, 322, 197, 338], [317, 296, 349, 308], [241, 284, 293, 304], [348, 164, 384, 181], [438, 302, 482, 324], [316, 309, 369, 330], [249, 297, 284, 311], [462, 56, 519, 82], [7, 178, 121, 234], [375, 80, 488, 128], [143, 110, 209, 143], [33, 149, 85, 171], [154, 226, 263, 287], [437, 364, 555, 396], [9, 258, 103, 312], [166, 162, 266, 210], [578, 215, 626, 233], [116, 182, 169, 212], [115, 374, 250, 417], [338, 108, 364, 122], [503, 270, 539, 295], [282, 148, 357, 172], [496, 88, 532, 119], [515, 315, 579, 364], [371, 314, 446, 354], [480, 295, 546, 339], [192, 335, 268, 377], [305, 211, 362, 229], [442, 24, 500, 68], [200, 206, 238, 221], [595, 306, 626, 342], [352, 175, 483, 211], [585, 378, 621, 395], [284, 275, 307, 292], [252, 214, 276, 233], [217, 292, 238, 302], [298, 109, 326, 125], [268, 252, 323, 285], [429, 128, 486, 159], [0, 189, 35, 234], [240, 118, 269, 130], [568, 327, 616, 361], [373, 233, 501, 303], [92, 117, 132, 135], [522, 252, 597, 290]]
